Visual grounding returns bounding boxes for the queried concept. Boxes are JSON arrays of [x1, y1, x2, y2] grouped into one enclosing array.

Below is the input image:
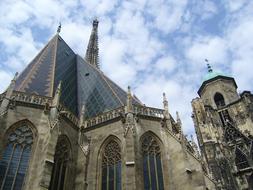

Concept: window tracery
[[0, 123, 34, 190], [250, 141, 253, 159], [101, 139, 121, 190], [235, 148, 249, 170], [141, 133, 164, 190], [49, 136, 71, 190]]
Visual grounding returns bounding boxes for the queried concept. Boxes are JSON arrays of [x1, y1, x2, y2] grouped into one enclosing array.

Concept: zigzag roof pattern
[[14, 34, 142, 117]]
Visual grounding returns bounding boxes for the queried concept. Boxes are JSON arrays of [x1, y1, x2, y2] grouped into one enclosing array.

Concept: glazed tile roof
[[14, 34, 142, 117]]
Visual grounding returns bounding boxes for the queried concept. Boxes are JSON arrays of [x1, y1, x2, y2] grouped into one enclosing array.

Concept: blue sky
[[0, 0, 253, 136]]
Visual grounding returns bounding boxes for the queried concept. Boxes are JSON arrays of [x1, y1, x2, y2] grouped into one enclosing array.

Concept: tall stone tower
[[192, 64, 253, 190]]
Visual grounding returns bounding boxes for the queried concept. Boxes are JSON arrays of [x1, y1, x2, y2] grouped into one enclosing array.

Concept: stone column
[[124, 86, 137, 190]]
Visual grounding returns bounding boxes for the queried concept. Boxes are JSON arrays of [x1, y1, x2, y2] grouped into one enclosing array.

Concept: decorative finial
[[57, 22, 61, 34], [80, 104, 86, 128], [163, 92, 167, 102], [205, 59, 213, 73], [176, 111, 182, 133], [13, 72, 18, 81], [163, 92, 170, 119], [176, 111, 182, 125], [81, 104, 85, 116], [126, 86, 133, 113], [191, 134, 194, 142], [127, 86, 131, 95], [52, 81, 62, 107]]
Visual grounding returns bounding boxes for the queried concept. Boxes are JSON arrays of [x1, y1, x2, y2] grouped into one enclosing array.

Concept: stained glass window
[[142, 133, 164, 190], [49, 136, 70, 190], [101, 140, 121, 190], [0, 123, 34, 190]]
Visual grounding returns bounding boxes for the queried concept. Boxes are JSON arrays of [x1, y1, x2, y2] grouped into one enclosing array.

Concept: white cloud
[[0, 1, 32, 26], [1, 0, 253, 138], [186, 36, 228, 66], [61, 22, 91, 55], [0, 71, 13, 93], [224, 0, 248, 12], [155, 55, 177, 73], [201, 0, 218, 20], [146, 0, 188, 34], [226, 15, 253, 91]]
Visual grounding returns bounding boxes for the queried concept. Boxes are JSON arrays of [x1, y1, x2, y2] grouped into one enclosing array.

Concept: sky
[[0, 0, 253, 136]]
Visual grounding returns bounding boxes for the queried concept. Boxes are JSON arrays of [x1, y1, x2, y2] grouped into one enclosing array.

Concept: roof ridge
[[15, 38, 50, 91], [49, 34, 59, 96], [17, 36, 56, 92]]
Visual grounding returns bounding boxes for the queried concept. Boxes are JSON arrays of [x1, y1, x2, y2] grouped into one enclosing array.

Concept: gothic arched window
[[214, 92, 225, 108], [49, 136, 71, 190], [0, 123, 34, 190], [141, 133, 164, 190], [101, 139, 121, 190], [235, 148, 249, 170]]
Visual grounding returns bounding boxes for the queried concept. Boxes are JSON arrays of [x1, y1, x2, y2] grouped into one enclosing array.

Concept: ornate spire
[[85, 19, 99, 69]]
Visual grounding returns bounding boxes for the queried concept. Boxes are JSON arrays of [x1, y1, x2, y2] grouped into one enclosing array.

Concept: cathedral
[[0, 20, 252, 190]]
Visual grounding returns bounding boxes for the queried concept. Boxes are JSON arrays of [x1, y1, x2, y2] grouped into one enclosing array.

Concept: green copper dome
[[202, 64, 229, 82], [203, 71, 227, 81]]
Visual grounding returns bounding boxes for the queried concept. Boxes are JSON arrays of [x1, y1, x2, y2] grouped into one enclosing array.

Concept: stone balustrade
[[0, 91, 79, 126], [1, 91, 165, 128], [133, 105, 164, 118], [12, 91, 52, 105], [58, 104, 79, 126], [86, 106, 125, 127], [86, 105, 164, 127]]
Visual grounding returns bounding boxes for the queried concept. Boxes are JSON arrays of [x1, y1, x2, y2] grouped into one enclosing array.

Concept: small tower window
[[214, 93, 225, 108]]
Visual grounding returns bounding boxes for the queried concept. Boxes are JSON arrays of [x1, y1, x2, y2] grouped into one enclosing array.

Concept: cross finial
[[57, 22, 61, 33], [205, 59, 213, 73]]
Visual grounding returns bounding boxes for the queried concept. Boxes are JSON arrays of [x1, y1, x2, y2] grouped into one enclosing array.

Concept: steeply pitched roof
[[14, 34, 142, 118], [15, 34, 78, 114], [77, 55, 141, 117]]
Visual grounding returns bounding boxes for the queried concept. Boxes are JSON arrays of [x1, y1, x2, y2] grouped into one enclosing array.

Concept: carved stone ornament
[[48, 109, 61, 132], [123, 112, 136, 137], [80, 140, 90, 157]]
